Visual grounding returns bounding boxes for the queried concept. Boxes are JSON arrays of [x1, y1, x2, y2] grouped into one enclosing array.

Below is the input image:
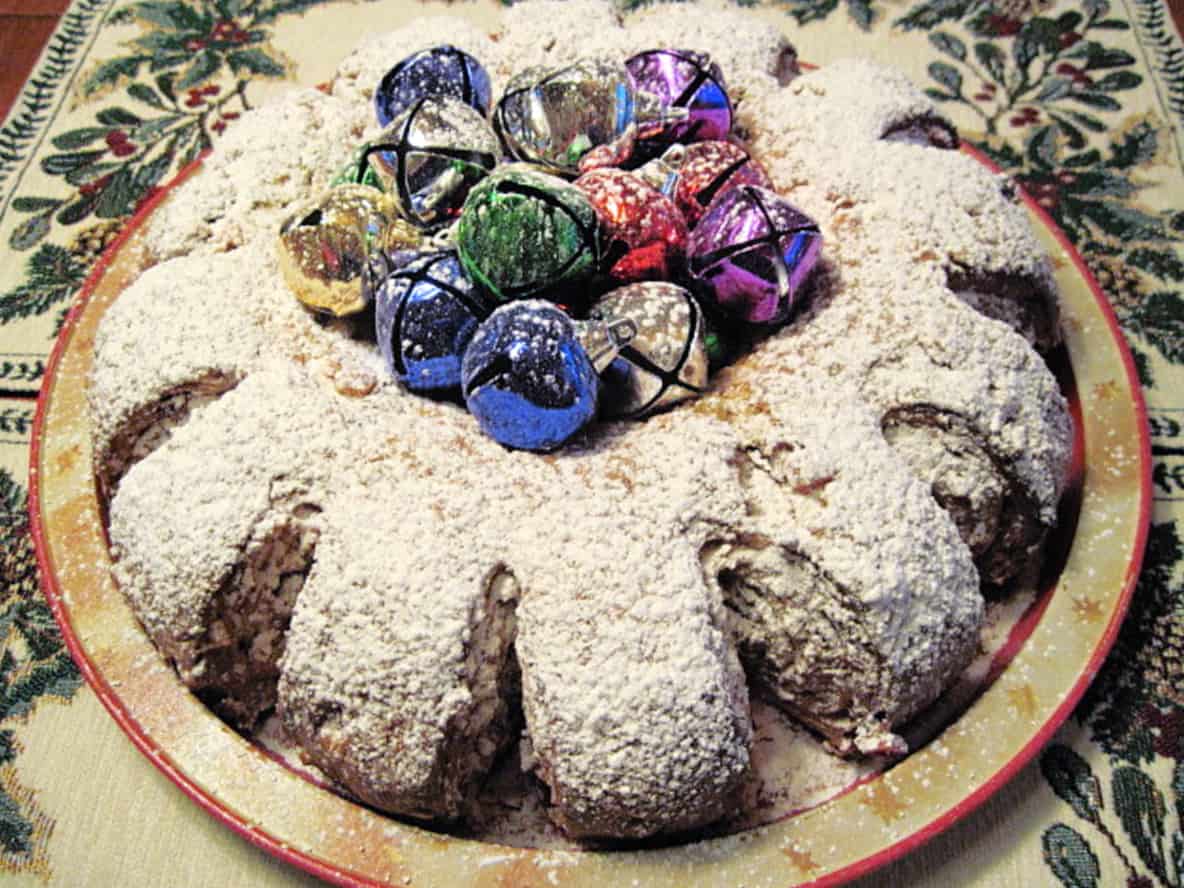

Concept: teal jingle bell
[[456, 164, 602, 304]]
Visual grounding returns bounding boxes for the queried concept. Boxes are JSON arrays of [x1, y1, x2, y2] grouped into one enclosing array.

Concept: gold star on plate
[[860, 783, 907, 823], [782, 844, 822, 875], [1073, 594, 1106, 624], [1007, 683, 1039, 719], [1092, 380, 1119, 401], [52, 444, 81, 475]]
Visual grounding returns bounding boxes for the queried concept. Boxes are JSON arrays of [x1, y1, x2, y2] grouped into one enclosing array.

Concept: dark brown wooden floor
[[1, 0, 1184, 123], [0, 1, 70, 122]]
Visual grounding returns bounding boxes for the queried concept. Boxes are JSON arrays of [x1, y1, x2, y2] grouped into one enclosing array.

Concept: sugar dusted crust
[[89, 0, 1072, 842]]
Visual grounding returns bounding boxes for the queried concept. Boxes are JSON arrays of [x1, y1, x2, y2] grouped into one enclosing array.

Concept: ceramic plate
[[31, 145, 1151, 886]]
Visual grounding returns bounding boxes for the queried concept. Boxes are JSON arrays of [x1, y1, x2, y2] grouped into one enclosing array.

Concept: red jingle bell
[[638, 140, 773, 229], [574, 167, 689, 284]]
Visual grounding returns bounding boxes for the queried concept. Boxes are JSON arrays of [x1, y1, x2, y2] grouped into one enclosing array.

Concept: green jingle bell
[[278, 184, 419, 317], [456, 164, 602, 304], [587, 281, 708, 419]]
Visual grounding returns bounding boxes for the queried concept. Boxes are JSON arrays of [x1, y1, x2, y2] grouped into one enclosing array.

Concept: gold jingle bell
[[278, 184, 418, 317]]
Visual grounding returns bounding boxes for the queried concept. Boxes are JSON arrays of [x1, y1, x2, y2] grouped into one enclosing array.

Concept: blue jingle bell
[[374, 251, 489, 394], [461, 301, 606, 451], [375, 45, 492, 127]]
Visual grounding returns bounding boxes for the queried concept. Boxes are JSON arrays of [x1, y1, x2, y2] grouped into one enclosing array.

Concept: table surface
[[0, 1, 1182, 886]]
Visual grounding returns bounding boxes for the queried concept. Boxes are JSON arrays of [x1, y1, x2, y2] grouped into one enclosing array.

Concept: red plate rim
[[28, 142, 1154, 887]]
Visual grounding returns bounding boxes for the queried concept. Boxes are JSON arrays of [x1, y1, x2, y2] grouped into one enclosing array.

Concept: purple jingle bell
[[687, 185, 822, 326], [625, 50, 732, 152]]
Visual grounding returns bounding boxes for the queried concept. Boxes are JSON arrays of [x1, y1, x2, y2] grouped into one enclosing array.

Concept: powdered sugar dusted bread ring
[[693, 373, 983, 756], [87, 0, 1075, 843], [107, 367, 332, 728], [747, 61, 1060, 351]]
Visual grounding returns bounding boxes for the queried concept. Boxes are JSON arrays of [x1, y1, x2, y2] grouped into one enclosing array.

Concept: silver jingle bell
[[362, 95, 500, 230], [493, 57, 682, 175], [588, 281, 708, 419]]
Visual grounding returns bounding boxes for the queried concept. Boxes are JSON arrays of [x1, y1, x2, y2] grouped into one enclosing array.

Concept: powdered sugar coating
[[146, 88, 368, 260], [93, 0, 1074, 840]]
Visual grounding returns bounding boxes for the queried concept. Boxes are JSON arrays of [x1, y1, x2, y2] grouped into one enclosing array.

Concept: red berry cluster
[[1055, 62, 1094, 87], [972, 82, 997, 103], [185, 19, 250, 51], [105, 129, 136, 158], [185, 84, 221, 108], [1017, 171, 1077, 211], [1009, 106, 1041, 128]]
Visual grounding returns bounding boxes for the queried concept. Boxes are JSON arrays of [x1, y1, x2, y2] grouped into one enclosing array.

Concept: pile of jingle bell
[[277, 45, 823, 452]]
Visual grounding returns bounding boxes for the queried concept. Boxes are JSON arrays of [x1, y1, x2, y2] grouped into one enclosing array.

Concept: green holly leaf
[[1090, 19, 1130, 30], [7, 214, 51, 252], [1048, 113, 1087, 149], [1108, 121, 1157, 169], [51, 127, 113, 151], [226, 48, 286, 77], [1113, 766, 1169, 882], [0, 469, 26, 512], [1056, 10, 1083, 31], [155, 72, 177, 103], [149, 52, 192, 74], [0, 245, 85, 324], [1070, 169, 1136, 198], [780, 0, 841, 27], [1041, 744, 1103, 823], [130, 115, 183, 143], [175, 49, 222, 90], [1127, 248, 1184, 282], [64, 161, 119, 188], [0, 784, 33, 856], [96, 107, 142, 127], [896, 0, 978, 31], [1042, 823, 1100, 888], [846, 0, 874, 29], [1071, 43, 1136, 70], [975, 42, 1007, 85], [1027, 124, 1058, 170], [1037, 77, 1073, 102], [55, 196, 98, 226], [9, 197, 61, 214], [81, 55, 152, 97], [1094, 71, 1141, 92], [251, 0, 338, 24], [128, 82, 168, 110], [1065, 109, 1106, 132], [41, 150, 105, 177], [1068, 91, 1121, 111], [132, 30, 192, 54], [1128, 291, 1184, 363], [94, 168, 139, 219], [130, 1, 210, 32], [1062, 149, 1102, 168], [930, 31, 967, 61], [1014, 28, 1041, 70], [928, 61, 963, 96], [1077, 201, 1164, 239], [924, 88, 960, 102]]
